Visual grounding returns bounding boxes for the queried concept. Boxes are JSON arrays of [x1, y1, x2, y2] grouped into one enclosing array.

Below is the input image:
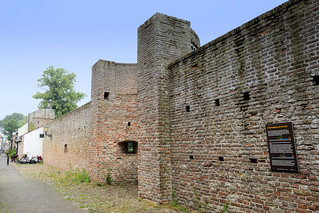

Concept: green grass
[[75, 169, 90, 183], [106, 173, 111, 185], [61, 168, 90, 184]]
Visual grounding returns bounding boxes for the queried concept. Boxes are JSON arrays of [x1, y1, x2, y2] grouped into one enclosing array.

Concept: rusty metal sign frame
[[266, 122, 299, 173]]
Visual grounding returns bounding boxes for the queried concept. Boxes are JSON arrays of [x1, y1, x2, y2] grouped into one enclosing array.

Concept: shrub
[[76, 169, 90, 183], [106, 173, 111, 185]]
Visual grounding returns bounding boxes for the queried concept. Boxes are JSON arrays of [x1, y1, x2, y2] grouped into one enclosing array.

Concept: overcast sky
[[0, 0, 287, 123]]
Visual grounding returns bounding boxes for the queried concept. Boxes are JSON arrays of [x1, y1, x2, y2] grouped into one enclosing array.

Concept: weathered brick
[[40, 0, 319, 212], [43, 63, 139, 184], [296, 208, 312, 213], [308, 206, 317, 211]]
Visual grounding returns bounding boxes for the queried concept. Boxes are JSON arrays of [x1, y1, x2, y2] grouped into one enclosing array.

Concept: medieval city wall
[[166, 0, 319, 212], [42, 102, 92, 171], [89, 60, 139, 183], [40, 0, 319, 211], [137, 13, 200, 203]]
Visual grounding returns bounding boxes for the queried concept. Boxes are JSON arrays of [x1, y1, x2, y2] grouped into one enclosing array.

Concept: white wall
[[23, 127, 44, 159], [18, 123, 28, 137]]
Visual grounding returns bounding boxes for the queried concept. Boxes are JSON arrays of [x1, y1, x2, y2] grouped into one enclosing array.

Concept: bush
[[106, 173, 111, 185], [5, 147, 16, 158], [75, 169, 90, 183]]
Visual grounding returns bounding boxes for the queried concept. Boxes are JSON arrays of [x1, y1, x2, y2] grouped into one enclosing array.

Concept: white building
[[16, 107, 54, 159], [22, 127, 44, 159]]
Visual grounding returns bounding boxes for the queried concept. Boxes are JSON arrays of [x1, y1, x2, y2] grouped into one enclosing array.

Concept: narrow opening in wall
[[191, 41, 198, 51], [64, 144, 68, 153], [118, 141, 138, 154], [128, 122, 131, 127], [243, 92, 250, 101], [189, 155, 194, 159], [186, 106, 190, 112], [215, 99, 220, 106], [313, 75, 319, 85], [39, 134, 44, 138], [219, 157, 224, 161], [191, 64, 198, 69], [104, 92, 110, 100], [250, 158, 258, 163]]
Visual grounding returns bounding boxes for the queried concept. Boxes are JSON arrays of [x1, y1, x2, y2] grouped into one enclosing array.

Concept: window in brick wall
[[104, 92, 110, 100], [243, 92, 250, 101], [250, 158, 258, 163], [128, 122, 131, 127], [215, 99, 220, 106], [191, 41, 199, 51], [118, 141, 138, 154], [64, 144, 68, 153], [313, 75, 319, 85], [186, 105, 190, 112]]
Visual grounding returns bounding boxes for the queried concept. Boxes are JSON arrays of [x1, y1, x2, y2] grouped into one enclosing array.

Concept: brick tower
[[137, 13, 200, 203]]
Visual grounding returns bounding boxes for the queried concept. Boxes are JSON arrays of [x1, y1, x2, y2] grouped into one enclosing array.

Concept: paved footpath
[[0, 154, 87, 213]]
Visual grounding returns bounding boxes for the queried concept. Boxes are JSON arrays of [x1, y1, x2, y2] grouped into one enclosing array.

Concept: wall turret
[[137, 13, 200, 203]]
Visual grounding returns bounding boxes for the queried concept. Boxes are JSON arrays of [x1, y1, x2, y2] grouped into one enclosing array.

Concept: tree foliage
[[33, 66, 86, 118], [0, 113, 26, 141]]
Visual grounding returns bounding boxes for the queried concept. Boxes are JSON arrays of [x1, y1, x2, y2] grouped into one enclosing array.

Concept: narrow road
[[0, 154, 87, 213]]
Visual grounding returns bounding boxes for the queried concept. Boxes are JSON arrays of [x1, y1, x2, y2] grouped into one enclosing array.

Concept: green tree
[[33, 66, 86, 118], [0, 113, 26, 141]]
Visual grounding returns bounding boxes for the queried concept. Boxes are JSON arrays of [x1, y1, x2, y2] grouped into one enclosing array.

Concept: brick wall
[[163, 0, 319, 212], [43, 60, 139, 184], [42, 102, 92, 171], [89, 60, 138, 183], [41, 0, 319, 211], [137, 13, 200, 203]]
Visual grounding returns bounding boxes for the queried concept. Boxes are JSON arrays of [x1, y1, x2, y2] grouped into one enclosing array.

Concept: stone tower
[[28, 108, 55, 131], [137, 13, 200, 203], [89, 60, 139, 183]]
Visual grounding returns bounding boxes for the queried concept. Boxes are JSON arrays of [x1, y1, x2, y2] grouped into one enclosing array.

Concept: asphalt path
[[0, 154, 87, 213]]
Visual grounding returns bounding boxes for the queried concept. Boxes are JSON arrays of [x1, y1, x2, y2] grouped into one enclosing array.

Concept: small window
[[64, 144, 68, 153], [128, 122, 131, 127], [186, 106, 190, 112], [313, 76, 319, 85], [243, 92, 250, 101], [104, 92, 110, 100], [118, 141, 138, 154], [215, 99, 220, 106], [191, 41, 198, 51], [250, 158, 258, 163], [39, 134, 44, 138]]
